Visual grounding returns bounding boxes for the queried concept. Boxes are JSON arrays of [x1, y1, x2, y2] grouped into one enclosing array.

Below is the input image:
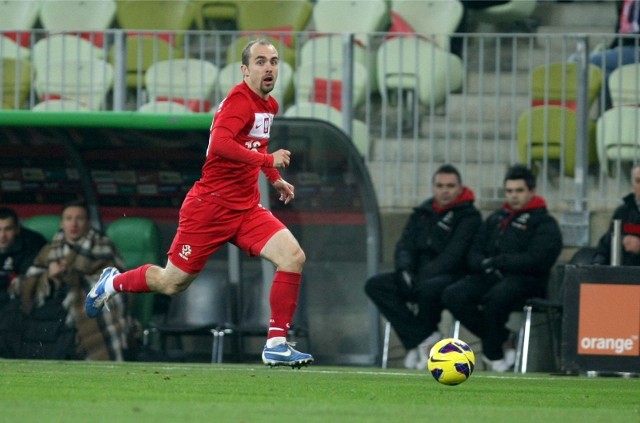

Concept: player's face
[[242, 43, 279, 99], [0, 217, 19, 250], [631, 166, 640, 201], [61, 206, 90, 243], [433, 172, 462, 207], [504, 179, 534, 211]]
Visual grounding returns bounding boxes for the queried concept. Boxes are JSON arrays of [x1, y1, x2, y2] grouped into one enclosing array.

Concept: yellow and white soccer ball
[[427, 338, 475, 385]]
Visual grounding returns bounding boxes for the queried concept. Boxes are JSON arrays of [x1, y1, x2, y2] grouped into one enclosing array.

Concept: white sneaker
[[504, 348, 516, 369], [482, 355, 511, 372], [404, 348, 419, 369], [416, 331, 442, 370]]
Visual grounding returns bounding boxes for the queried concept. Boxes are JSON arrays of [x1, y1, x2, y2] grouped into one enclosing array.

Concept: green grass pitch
[[0, 360, 638, 423]]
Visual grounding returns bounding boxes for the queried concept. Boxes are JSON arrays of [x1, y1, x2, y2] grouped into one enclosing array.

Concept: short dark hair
[[504, 164, 536, 189], [61, 200, 89, 216], [241, 38, 276, 67], [432, 164, 462, 184], [0, 207, 19, 225]]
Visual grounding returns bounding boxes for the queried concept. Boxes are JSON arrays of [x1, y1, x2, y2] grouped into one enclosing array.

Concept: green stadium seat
[[106, 217, 163, 333], [22, 214, 61, 241]]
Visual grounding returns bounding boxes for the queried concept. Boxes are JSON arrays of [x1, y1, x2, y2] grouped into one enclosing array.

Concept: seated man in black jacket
[[0, 208, 46, 296], [442, 164, 563, 372], [365, 164, 482, 369], [592, 164, 640, 266], [0, 207, 47, 357]]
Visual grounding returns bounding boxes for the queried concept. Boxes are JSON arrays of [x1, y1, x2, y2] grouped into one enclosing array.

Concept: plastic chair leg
[[515, 305, 533, 373], [449, 320, 461, 339], [381, 321, 391, 369], [211, 328, 234, 364]]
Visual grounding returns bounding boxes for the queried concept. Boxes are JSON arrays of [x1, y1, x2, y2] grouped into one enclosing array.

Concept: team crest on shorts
[[179, 244, 192, 260]]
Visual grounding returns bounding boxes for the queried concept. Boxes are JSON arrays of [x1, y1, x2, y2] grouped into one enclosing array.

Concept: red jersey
[[191, 81, 282, 210]]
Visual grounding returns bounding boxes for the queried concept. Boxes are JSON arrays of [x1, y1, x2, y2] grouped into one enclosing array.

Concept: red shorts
[[167, 194, 286, 274]]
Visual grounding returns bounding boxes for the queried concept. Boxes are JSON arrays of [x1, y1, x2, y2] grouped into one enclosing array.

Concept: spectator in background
[[0, 208, 46, 295], [365, 164, 481, 370], [442, 164, 563, 372], [451, 1, 511, 58], [592, 164, 640, 265], [14, 200, 131, 360], [0, 207, 47, 357], [580, 0, 640, 109]]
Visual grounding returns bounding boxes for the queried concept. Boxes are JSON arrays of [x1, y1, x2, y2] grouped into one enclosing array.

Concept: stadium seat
[[608, 63, 640, 108], [294, 61, 369, 111], [22, 214, 61, 241], [39, 0, 116, 31], [530, 62, 602, 110], [111, 0, 195, 89], [32, 99, 92, 112], [388, 0, 464, 52], [32, 34, 105, 74], [284, 102, 369, 156], [470, 0, 538, 25], [299, 35, 375, 94], [0, 0, 40, 29], [34, 59, 114, 110], [192, 0, 241, 29], [310, 0, 389, 87], [1, 57, 31, 109], [596, 106, 640, 176], [0, 0, 40, 59], [218, 60, 293, 108], [106, 217, 163, 332], [517, 105, 597, 178], [312, 0, 390, 46], [376, 36, 463, 109], [0, 36, 32, 60], [38, 0, 116, 48], [144, 58, 219, 112], [149, 268, 234, 363]]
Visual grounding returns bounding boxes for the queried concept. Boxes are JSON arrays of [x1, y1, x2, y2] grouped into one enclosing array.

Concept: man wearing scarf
[[443, 164, 563, 372], [15, 201, 130, 360], [365, 164, 482, 370]]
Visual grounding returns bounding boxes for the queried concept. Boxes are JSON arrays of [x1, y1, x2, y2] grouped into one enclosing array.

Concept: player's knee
[[278, 245, 305, 273], [161, 279, 190, 296]]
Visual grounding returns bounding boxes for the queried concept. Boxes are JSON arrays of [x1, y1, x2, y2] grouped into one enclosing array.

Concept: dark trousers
[[365, 272, 455, 350], [442, 273, 545, 360]]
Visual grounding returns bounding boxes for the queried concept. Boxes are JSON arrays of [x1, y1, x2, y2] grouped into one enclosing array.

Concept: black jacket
[[593, 193, 640, 266], [394, 187, 482, 279], [467, 196, 563, 280], [611, 0, 640, 48], [0, 227, 47, 291]]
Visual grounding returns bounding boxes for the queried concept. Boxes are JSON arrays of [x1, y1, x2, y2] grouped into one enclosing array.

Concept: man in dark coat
[[593, 164, 640, 266], [365, 164, 482, 369], [442, 164, 563, 372], [0, 207, 47, 357], [0, 208, 46, 295]]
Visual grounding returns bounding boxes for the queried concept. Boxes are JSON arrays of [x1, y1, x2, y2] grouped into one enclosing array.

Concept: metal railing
[[1, 29, 638, 220]]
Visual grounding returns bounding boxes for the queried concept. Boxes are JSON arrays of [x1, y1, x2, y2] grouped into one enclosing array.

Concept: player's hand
[[271, 149, 291, 169], [273, 178, 295, 204], [622, 235, 640, 254]]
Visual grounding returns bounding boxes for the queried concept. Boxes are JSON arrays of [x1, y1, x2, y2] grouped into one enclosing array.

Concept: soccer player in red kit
[[85, 38, 313, 368]]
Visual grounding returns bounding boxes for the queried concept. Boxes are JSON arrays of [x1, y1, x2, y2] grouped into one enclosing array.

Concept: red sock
[[268, 270, 301, 340], [113, 264, 152, 293]]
